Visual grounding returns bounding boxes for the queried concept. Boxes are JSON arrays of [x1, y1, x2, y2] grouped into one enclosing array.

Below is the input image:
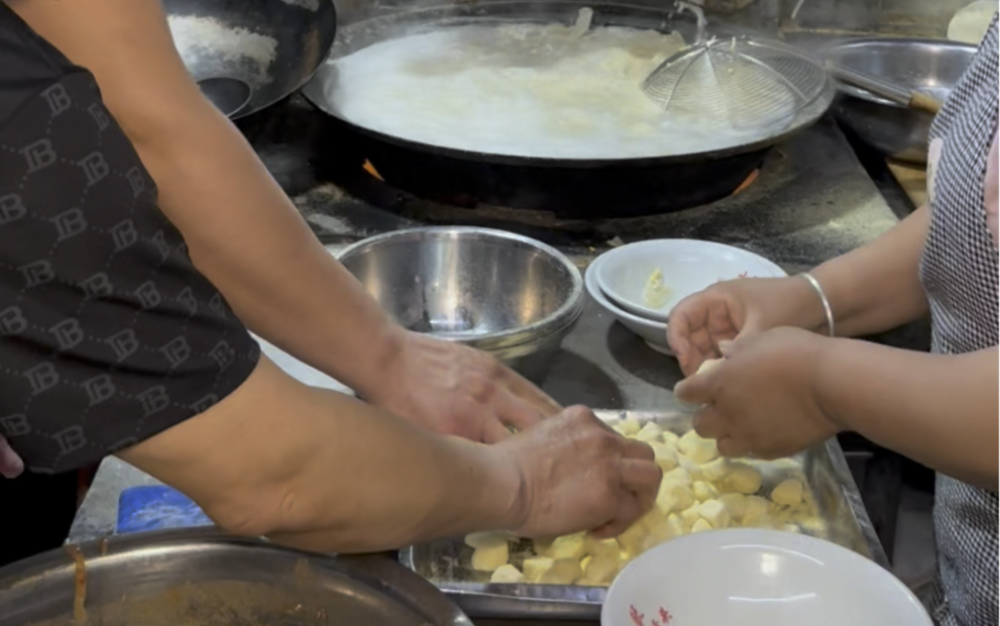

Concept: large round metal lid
[[0, 530, 470, 626]]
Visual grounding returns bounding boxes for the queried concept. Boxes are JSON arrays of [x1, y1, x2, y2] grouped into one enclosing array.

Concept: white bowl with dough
[[595, 240, 787, 323], [585, 258, 673, 356], [602, 528, 932, 626]]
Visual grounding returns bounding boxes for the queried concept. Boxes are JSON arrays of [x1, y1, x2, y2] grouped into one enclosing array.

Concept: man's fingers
[[674, 372, 713, 405], [481, 417, 513, 444], [692, 406, 727, 440], [716, 435, 752, 458], [621, 437, 656, 462], [495, 388, 547, 432], [503, 368, 563, 418], [620, 458, 662, 500], [0, 436, 24, 479]]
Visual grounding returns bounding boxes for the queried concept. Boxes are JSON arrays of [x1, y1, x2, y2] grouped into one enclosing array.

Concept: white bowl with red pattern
[[602, 529, 932, 626]]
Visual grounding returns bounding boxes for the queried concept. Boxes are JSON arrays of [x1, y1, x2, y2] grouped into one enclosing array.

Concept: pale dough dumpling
[[471, 542, 509, 572], [771, 479, 804, 506], [490, 564, 525, 583], [726, 463, 763, 495], [679, 430, 718, 464]]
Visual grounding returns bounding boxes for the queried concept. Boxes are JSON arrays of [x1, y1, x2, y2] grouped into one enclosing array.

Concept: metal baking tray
[[399, 410, 886, 620]]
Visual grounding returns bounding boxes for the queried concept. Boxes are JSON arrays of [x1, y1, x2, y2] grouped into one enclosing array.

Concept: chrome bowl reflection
[[164, 0, 337, 118], [826, 38, 976, 164], [338, 227, 584, 381]]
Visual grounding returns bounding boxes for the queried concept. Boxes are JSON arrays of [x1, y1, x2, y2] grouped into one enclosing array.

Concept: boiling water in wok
[[325, 12, 799, 160]]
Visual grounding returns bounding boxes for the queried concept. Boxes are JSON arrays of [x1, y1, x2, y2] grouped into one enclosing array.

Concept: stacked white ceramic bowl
[[586, 240, 787, 355]]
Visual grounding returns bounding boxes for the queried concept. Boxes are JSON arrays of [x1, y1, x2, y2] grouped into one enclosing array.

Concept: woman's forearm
[[816, 339, 998, 490], [809, 206, 931, 337]]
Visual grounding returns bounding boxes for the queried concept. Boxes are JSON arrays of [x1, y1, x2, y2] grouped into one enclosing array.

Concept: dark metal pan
[[301, 1, 835, 218]]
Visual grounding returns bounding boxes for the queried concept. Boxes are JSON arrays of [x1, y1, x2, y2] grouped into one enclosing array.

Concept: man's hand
[[364, 332, 562, 443], [499, 406, 662, 539], [674, 327, 841, 459], [0, 435, 24, 479]]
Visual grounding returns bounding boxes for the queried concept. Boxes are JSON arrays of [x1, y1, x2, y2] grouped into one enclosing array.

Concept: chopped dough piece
[[680, 504, 701, 527], [523, 557, 554, 583], [649, 442, 679, 472], [616, 520, 648, 557], [771, 479, 805, 506], [465, 531, 508, 549], [691, 518, 713, 533], [472, 542, 509, 572], [726, 463, 763, 494], [666, 512, 688, 538], [585, 537, 621, 560], [700, 457, 730, 481], [636, 422, 664, 443], [696, 358, 724, 375], [678, 430, 718, 464], [742, 495, 771, 527], [539, 558, 583, 584], [661, 430, 680, 446], [582, 551, 621, 585], [615, 417, 642, 436], [490, 564, 525, 583], [549, 533, 587, 560], [699, 499, 731, 529], [662, 466, 690, 485], [782, 523, 802, 534], [718, 493, 747, 520], [656, 481, 695, 514], [692, 480, 718, 501]]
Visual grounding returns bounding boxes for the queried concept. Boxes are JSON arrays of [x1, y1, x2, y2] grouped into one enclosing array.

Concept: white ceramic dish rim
[[601, 528, 932, 626], [595, 239, 788, 323], [585, 256, 674, 355]]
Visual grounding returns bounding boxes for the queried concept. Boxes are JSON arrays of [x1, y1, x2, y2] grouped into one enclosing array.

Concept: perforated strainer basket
[[642, 35, 830, 132]]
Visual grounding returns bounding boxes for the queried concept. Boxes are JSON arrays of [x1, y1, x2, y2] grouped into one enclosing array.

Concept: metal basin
[[826, 38, 976, 164], [0, 530, 470, 626], [164, 0, 337, 118], [338, 227, 585, 381]]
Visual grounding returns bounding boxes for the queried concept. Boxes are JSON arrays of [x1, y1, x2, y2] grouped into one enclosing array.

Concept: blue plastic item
[[116, 485, 213, 535]]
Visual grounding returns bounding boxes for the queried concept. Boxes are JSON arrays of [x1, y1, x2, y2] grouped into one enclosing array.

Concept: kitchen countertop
[[63, 103, 936, 622]]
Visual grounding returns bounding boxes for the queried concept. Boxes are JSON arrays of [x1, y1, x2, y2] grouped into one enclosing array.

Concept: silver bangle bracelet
[[799, 272, 835, 338]]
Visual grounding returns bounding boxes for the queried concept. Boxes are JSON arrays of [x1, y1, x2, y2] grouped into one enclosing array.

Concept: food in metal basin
[[462, 418, 826, 586]]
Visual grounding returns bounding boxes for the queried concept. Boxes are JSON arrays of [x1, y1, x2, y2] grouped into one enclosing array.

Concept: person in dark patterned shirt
[[669, 17, 999, 626], [0, 0, 661, 567]]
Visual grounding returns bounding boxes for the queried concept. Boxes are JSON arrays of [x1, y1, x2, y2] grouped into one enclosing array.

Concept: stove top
[[239, 94, 901, 270]]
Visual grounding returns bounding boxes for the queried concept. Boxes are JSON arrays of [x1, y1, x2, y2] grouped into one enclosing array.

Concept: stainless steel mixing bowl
[[338, 227, 585, 380], [826, 38, 976, 164], [164, 0, 337, 118], [0, 529, 470, 626]]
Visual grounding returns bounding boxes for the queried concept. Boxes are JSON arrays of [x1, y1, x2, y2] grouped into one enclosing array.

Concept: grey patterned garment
[[918, 14, 999, 626], [0, 5, 260, 473]]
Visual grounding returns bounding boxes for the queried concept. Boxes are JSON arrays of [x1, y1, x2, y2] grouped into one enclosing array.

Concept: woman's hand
[[0, 435, 23, 479], [667, 277, 828, 376], [674, 327, 841, 459], [363, 332, 562, 443]]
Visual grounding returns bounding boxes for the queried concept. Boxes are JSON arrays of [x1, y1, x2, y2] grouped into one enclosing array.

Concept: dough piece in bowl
[[949, 0, 996, 44]]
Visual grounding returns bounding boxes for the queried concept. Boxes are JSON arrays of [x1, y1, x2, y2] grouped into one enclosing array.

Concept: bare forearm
[[136, 104, 403, 398], [10, 0, 401, 399], [816, 339, 998, 489], [120, 357, 521, 552], [810, 206, 930, 337]]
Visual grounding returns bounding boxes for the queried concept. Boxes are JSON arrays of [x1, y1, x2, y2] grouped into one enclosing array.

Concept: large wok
[[302, 1, 835, 218]]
